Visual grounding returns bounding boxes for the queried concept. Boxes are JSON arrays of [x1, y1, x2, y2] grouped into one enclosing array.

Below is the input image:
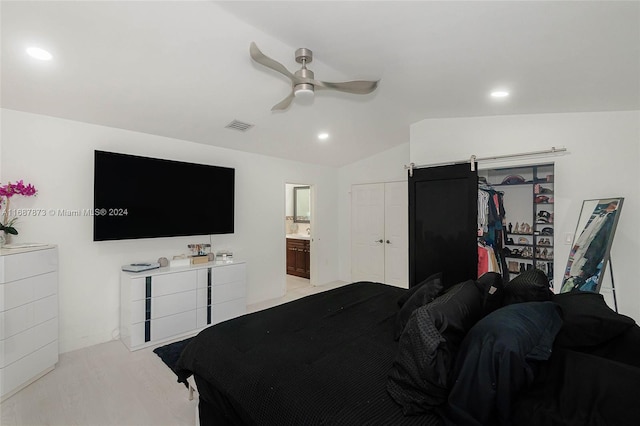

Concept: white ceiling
[[2, 1, 639, 167]]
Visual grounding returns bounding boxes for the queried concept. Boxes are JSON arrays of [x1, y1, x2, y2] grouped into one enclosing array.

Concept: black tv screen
[[93, 150, 234, 241]]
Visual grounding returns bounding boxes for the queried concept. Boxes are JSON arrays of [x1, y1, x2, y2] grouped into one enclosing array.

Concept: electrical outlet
[[564, 232, 573, 245]]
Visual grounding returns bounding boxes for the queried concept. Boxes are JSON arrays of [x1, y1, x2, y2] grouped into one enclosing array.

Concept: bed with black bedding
[[175, 281, 441, 425], [174, 272, 640, 426]]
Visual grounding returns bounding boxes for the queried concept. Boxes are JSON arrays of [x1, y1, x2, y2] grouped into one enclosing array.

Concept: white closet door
[[384, 182, 408, 288], [351, 183, 385, 283]]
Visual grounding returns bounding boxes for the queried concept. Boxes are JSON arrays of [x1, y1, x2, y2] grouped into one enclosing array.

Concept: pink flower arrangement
[[0, 180, 37, 198], [1, 180, 38, 235]]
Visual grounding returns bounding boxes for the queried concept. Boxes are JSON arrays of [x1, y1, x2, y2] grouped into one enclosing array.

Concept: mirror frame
[[293, 186, 310, 224], [561, 197, 624, 294]]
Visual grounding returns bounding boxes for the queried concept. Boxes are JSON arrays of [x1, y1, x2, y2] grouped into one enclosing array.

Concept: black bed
[[175, 276, 640, 426], [176, 282, 440, 425]]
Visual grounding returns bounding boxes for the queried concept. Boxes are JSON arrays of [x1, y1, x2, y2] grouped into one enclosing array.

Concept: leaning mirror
[[561, 197, 624, 294], [293, 186, 310, 223]]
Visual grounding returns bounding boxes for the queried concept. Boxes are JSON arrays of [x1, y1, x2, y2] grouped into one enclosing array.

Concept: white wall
[[1, 109, 340, 352], [337, 142, 410, 282], [410, 110, 640, 322], [4, 109, 637, 351]]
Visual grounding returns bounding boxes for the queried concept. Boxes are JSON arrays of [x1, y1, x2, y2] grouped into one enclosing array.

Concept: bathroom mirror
[[293, 186, 310, 223], [561, 197, 623, 294]]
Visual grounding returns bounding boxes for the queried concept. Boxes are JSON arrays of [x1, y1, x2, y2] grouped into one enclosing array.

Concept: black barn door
[[409, 163, 478, 288]]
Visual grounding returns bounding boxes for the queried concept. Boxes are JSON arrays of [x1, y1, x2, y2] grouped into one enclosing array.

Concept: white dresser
[[0, 245, 58, 401], [120, 260, 246, 351]]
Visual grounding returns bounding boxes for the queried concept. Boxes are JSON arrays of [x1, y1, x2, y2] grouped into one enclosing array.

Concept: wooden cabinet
[[0, 245, 58, 401], [286, 238, 310, 279], [120, 260, 246, 351]]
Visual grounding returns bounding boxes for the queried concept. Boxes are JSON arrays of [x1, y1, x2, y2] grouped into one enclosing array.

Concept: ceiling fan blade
[[250, 42, 296, 81], [271, 90, 296, 111], [314, 79, 379, 95]]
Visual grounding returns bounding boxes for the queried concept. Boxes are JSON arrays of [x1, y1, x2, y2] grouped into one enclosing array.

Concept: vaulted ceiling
[[2, 1, 638, 166]]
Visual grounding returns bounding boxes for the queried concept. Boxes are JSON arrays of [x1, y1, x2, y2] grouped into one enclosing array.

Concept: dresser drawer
[[0, 248, 57, 284], [129, 271, 197, 301], [150, 310, 197, 342], [0, 294, 57, 340], [212, 264, 245, 285], [212, 281, 246, 304], [0, 317, 58, 368], [212, 298, 246, 325], [152, 271, 197, 297], [0, 340, 57, 398], [0, 272, 57, 312]]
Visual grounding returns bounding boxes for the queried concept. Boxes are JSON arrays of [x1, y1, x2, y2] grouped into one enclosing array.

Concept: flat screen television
[[93, 150, 234, 241]]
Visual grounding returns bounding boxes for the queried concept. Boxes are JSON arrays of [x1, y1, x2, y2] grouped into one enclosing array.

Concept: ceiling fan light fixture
[[294, 83, 314, 97], [294, 83, 314, 105]]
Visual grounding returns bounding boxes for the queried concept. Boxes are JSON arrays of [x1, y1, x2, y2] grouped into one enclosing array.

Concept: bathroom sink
[[286, 234, 311, 240]]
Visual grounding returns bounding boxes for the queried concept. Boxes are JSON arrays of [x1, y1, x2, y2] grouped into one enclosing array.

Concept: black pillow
[[552, 291, 636, 347], [446, 302, 563, 426], [387, 306, 451, 415], [426, 279, 491, 354], [397, 272, 443, 307], [387, 280, 488, 414], [504, 269, 553, 305], [475, 272, 505, 314], [393, 273, 444, 340]]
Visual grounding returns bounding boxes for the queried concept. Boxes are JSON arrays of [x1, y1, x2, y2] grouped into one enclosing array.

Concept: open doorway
[[285, 183, 312, 294]]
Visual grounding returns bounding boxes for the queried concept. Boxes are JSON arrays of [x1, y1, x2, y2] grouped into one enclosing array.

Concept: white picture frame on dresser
[[0, 245, 59, 401], [120, 260, 246, 351]]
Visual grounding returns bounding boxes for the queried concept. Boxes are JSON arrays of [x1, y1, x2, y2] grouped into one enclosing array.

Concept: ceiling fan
[[249, 42, 380, 111]]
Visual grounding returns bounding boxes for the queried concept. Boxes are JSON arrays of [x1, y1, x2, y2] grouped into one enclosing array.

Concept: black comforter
[[175, 282, 441, 426], [175, 280, 640, 426]]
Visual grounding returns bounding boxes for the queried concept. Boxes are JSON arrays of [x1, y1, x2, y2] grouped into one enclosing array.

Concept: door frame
[[284, 182, 315, 291]]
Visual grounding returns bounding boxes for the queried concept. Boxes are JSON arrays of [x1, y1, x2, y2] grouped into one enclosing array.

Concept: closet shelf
[[491, 182, 533, 187], [505, 255, 535, 260]]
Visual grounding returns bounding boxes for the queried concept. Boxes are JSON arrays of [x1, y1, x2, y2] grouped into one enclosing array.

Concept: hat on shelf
[[537, 210, 551, 223], [501, 175, 525, 185]]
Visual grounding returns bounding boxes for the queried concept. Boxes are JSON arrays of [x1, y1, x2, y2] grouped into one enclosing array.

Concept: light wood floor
[[0, 278, 347, 426]]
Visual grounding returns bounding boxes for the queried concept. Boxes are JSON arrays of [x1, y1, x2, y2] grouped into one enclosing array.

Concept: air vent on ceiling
[[225, 120, 254, 132]]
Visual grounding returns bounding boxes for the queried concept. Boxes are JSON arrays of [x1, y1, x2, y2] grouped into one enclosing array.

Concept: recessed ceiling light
[[490, 90, 510, 98], [26, 47, 52, 61], [318, 133, 329, 140]]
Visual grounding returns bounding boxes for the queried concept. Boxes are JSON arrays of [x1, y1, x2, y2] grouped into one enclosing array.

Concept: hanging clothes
[[478, 242, 499, 278], [478, 182, 508, 280]]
